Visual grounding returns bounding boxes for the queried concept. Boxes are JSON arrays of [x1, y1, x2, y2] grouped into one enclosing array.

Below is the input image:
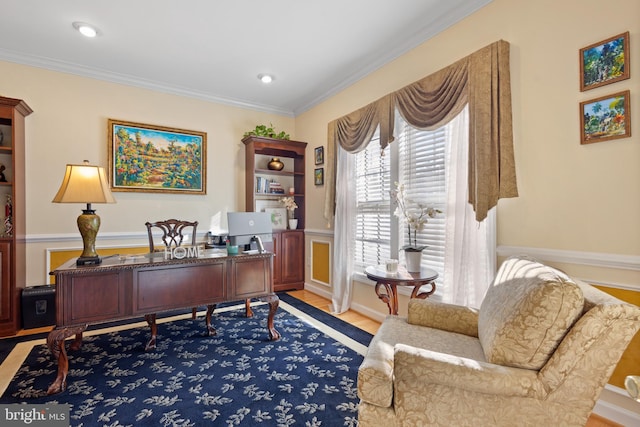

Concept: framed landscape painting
[[314, 146, 324, 165], [580, 31, 629, 91], [580, 90, 631, 144], [314, 167, 324, 186], [108, 119, 206, 194]]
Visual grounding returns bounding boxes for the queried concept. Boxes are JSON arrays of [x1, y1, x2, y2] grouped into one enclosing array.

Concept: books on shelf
[[256, 177, 285, 194]]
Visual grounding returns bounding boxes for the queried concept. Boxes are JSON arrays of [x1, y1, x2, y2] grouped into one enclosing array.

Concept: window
[[354, 111, 447, 277], [354, 132, 391, 268]]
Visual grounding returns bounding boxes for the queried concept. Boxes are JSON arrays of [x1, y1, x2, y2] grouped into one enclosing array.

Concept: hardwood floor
[[287, 289, 381, 334], [286, 289, 623, 427]]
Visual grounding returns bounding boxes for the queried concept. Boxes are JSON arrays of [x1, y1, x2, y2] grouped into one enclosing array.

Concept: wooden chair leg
[[245, 298, 254, 317], [144, 313, 157, 351], [192, 307, 197, 319]]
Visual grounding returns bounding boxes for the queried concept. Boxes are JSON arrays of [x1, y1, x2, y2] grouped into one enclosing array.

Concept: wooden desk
[[46, 250, 278, 395], [365, 265, 438, 315]]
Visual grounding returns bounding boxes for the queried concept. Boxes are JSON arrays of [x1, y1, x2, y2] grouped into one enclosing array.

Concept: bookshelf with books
[[242, 135, 307, 291], [0, 96, 32, 337]]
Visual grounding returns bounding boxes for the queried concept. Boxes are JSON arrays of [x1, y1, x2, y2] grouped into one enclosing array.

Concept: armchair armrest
[[394, 343, 546, 399], [408, 299, 479, 337]]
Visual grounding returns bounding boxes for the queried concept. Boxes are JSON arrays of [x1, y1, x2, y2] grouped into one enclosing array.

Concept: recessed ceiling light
[[72, 22, 99, 38], [258, 74, 274, 84]]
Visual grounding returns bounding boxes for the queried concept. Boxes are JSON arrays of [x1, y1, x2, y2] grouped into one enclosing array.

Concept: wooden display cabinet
[[0, 96, 32, 337], [242, 135, 307, 291]]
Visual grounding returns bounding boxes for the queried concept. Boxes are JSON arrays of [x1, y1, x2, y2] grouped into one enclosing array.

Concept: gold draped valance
[[324, 40, 517, 222]]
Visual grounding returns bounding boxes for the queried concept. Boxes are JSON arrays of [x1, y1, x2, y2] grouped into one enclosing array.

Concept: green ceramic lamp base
[[76, 204, 102, 266]]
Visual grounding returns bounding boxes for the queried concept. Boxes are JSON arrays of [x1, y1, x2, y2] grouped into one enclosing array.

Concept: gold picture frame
[[108, 119, 206, 194], [580, 90, 631, 144], [579, 31, 630, 91]]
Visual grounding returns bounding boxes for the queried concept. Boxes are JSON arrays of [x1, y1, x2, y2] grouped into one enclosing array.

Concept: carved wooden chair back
[[145, 219, 198, 252]]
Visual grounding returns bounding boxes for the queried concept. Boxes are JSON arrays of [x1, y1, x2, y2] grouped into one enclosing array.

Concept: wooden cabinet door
[[0, 242, 11, 324], [280, 231, 304, 284], [230, 255, 272, 299], [271, 232, 282, 285]]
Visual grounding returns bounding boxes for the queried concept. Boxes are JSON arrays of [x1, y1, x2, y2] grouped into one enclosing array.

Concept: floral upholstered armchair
[[357, 256, 640, 426]]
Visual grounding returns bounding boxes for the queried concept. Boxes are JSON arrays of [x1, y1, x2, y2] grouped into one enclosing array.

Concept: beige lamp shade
[[52, 161, 116, 204], [52, 161, 116, 265]]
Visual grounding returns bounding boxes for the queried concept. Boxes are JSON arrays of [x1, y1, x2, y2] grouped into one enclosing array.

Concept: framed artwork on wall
[[264, 207, 287, 230], [579, 31, 629, 91], [314, 146, 324, 165], [580, 90, 631, 144], [314, 167, 324, 186], [108, 119, 206, 194]]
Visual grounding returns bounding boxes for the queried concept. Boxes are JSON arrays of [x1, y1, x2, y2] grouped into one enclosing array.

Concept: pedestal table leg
[[375, 282, 399, 315], [410, 281, 437, 300]]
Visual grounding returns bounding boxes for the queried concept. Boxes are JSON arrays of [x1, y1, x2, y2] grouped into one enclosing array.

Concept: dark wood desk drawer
[[133, 262, 226, 314], [58, 271, 127, 325]]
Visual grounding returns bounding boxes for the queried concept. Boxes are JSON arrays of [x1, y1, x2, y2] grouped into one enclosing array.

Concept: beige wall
[[0, 1, 637, 417], [0, 61, 295, 284], [298, 0, 640, 320], [0, 0, 638, 298]]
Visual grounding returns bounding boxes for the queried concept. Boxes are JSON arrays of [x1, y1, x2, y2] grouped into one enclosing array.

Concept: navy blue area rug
[[0, 295, 372, 426]]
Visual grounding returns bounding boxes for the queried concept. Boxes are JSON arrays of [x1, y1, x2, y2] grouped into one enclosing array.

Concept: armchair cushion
[[357, 315, 484, 408], [408, 299, 479, 337], [478, 256, 584, 369]]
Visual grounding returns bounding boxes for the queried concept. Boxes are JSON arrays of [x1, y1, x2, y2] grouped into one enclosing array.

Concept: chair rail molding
[[26, 231, 202, 243], [497, 245, 640, 271], [303, 228, 334, 237]]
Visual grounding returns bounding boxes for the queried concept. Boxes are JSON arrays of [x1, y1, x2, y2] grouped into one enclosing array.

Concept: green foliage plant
[[243, 123, 290, 140]]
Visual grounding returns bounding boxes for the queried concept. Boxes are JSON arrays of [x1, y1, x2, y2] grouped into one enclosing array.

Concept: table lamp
[[52, 160, 116, 265]]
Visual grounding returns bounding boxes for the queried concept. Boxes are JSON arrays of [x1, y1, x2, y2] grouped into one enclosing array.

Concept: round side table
[[365, 265, 438, 315]]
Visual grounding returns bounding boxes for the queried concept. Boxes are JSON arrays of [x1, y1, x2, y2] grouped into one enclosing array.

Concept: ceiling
[[0, 0, 491, 116]]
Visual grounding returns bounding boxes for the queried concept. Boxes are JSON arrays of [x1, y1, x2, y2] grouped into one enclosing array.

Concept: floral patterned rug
[[0, 294, 371, 426]]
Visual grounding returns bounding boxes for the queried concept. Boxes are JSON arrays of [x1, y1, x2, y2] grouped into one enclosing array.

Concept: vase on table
[[288, 218, 298, 230], [404, 249, 422, 272]]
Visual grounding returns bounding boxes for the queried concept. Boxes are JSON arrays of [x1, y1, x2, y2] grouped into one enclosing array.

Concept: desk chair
[[144, 219, 214, 350], [146, 218, 199, 319], [146, 218, 198, 252]]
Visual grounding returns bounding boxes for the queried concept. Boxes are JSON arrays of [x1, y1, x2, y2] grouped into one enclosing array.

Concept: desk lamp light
[[52, 160, 116, 265]]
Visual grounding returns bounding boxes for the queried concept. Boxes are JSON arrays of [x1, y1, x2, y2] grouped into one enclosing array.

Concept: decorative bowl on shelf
[[268, 157, 284, 171]]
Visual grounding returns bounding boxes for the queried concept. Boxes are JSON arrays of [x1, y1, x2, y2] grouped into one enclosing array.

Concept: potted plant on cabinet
[[280, 196, 298, 229]]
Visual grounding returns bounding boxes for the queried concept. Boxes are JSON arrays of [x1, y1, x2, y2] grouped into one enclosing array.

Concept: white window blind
[[397, 115, 447, 275], [354, 113, 447, 276], [354, 130, 391, 268]]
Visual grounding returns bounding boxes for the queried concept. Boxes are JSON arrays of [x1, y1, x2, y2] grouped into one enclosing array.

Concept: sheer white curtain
[[442, 105, 496, 308], [330, 145, 357, 314]]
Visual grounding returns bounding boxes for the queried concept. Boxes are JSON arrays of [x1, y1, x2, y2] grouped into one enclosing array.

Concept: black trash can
[[21, 285, 56, 329]]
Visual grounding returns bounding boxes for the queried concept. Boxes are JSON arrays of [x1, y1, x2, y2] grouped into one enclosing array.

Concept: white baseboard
[[593, 385, 640, 426]]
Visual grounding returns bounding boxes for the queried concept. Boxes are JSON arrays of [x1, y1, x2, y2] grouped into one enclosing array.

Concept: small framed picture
[[579, 31, 630, 91], [264, 207, 287, 230], [314, 146, 324, 165], [314, 167, 324, 186], [580, 90, 631, 144]]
